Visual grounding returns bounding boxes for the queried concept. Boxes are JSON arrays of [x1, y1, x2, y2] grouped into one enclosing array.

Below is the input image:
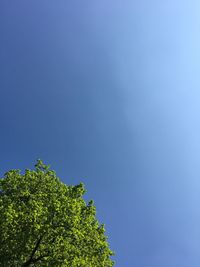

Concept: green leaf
[[0, 160, 115, 267]]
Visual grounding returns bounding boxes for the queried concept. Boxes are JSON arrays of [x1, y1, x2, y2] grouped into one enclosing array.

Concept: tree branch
[[21, 235, 44, 267]]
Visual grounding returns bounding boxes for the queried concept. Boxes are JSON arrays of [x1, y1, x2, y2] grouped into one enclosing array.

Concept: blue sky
[[1, 1, 200, 266]]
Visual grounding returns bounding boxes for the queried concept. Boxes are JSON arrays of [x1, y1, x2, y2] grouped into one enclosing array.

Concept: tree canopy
[[0, 160, 114, 267]]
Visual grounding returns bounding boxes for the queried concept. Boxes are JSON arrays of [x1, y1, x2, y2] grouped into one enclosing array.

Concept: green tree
[[0, 160, 114, 267]]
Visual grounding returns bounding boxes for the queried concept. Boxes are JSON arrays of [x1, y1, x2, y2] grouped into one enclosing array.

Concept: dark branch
[[21, 235, 44, 267]]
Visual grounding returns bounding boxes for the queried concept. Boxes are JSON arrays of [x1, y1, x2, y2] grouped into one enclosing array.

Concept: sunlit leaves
[[0, 160, 114, 267]]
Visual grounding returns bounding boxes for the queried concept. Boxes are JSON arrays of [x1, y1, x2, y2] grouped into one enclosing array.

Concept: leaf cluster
[[0, 160, 114, 267]]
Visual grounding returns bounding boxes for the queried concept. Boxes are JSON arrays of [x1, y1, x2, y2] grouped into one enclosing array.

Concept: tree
[[0, 160, 114, 267]]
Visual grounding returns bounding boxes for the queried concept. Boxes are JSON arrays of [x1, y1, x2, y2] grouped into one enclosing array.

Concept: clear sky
[[1, 1, 200, 266]]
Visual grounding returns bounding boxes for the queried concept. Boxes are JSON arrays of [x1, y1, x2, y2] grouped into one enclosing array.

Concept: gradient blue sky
[[1, 1, 200, 266]]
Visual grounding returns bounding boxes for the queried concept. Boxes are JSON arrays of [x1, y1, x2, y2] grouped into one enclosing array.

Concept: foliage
[[0, 160, 114, 267]]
